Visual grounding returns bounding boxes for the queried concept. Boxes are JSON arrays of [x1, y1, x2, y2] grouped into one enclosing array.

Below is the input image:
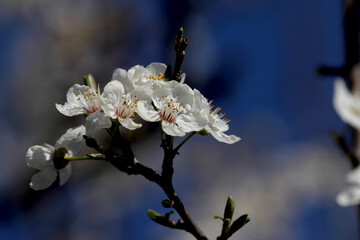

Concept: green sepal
[[52, 147, 69, 170], [83, 74, 97, 89], [229, 214, 250, 234], [224, 195, 235, 220], [162, 199, 174, 208], [198, 129, 210, 136]]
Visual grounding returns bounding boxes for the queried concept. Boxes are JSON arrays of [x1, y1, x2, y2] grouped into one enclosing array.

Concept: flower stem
[[64, 156, 91, 161], [108, 122, 119, 148], [174, 131, 196, 152]]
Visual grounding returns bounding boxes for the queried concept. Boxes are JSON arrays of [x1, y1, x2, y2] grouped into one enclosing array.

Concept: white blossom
[[25, 125, 86, 190], [193, 89, 240, 144], [56, 84, 111, 134], [111, 62, 186, 93], [333, 78, 360, 130], [137, 80, 206, 136], [337, 166, 360, 206], [101, 80, 151, 130]]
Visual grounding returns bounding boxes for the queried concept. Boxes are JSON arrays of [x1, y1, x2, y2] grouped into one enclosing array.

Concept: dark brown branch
[[172, 27, 189, 81], [331, 131, 359, 168]]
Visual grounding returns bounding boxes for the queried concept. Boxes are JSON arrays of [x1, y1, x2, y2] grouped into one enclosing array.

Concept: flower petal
[[177, 113, 207, 133], [161, 121, 185, 137], [146, 62, 167, 76], [103, 80, 125, 102], [346, 166, 360, 185], [30, 167, 57, 191], [209, 130, 241, 144], [59, 163, 72, 186], [180, 73, 186, 84], [137, 101, 160, 122], [85, 111, 112, 136], [118, 117, 142, 130], [26, 145, 54, 170], [112, 68, 134, 92], [334, 78, 360, 130], [56, 84, 92, 116], [168, 81, 194, 106], [336, 186, 360, 206], [55, 125, 86, 156]]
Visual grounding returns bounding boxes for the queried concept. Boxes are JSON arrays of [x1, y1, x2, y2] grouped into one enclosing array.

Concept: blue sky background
[[0, 0, 357, 239]]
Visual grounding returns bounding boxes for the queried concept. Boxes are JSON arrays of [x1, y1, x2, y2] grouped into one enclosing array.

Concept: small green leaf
[[224, 196, 235, 221], [148, 209, 165, 222], [229, 214, 250, 234], [175, 27, 184, 49], [214, 216, 224, 220], [83, 74, 97, 89]]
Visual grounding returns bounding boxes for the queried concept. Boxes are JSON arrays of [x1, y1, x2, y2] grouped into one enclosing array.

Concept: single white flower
[[333, 78, 360, 130], [101, 80, 151, 130], [137, 80, 206, 136], [56, 84, 111, 134], [25, 125, 86, 190], [337, 166, 360, 206], [56, 84, 102, 116], [111, 62, 186, 93], [193, 89, 240, 144]]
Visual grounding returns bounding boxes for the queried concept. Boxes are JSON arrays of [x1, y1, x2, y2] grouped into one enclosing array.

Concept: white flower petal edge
[[193, 89, 240, 144], [55, 125, 86, 155], [56, 84, 102, 117], [85, 111, 112, 136], [336, 185, 360, 207], [26, 125, 86, 190], [333, 78, 360, 130]]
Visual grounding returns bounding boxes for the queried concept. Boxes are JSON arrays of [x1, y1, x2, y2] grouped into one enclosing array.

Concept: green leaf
[[229, 214, 250, 234], [214, 216, 224, 220], [83, 74, 97, 89], [223, 196, 235, 221], [87, 153, 105, 160]]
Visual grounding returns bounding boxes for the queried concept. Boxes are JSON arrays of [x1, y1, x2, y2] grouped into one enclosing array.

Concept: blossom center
[[148, 73, 165, 81], [208, 100, 231, 125], [158, 96, 184, 123], [76, 85, 101, 113], [116, 94, 139, 119]]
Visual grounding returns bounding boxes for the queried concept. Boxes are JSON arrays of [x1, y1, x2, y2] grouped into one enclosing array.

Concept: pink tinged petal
[[334, 78, 360, 130], [59, 163, 72, 186], [168, 81, 194, 106], [26, 145, 54, 170], [336, 186, 360, 206], [210, 130, 241, 144], [55, 125, 86, 156], [85, 111, 112, 136], [103, 80, 125, 102], [118, 117, 142, 130], [137, 101, 160, 122], [146, 62, 167, 75], [161, 121, 186, 137], [30, 167, 57, 191]]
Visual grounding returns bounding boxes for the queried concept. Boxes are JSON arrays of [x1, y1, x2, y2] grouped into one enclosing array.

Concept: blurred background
[[0, 0, 357, 239]]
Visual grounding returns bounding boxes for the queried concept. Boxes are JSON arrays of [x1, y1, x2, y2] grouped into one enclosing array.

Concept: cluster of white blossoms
[[333, 77, 360, 206], [26, 62, 240, 190]]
